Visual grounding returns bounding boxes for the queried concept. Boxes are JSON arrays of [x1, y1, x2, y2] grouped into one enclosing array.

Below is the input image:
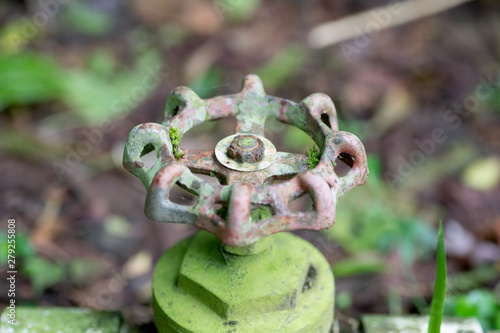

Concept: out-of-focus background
[[1, 0, 500, 331]]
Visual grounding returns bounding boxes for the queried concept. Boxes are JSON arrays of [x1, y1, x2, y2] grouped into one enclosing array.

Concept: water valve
[[123, 74, 369, 333], [123, 74, 368, 247]]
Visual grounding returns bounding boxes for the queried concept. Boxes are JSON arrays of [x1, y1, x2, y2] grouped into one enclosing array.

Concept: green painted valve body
[[123, 75, 369, 332], [153, 231, 334, 332]]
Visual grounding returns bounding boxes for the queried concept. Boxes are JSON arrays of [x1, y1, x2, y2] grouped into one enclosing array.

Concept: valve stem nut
[[227, 135, 265, 163]]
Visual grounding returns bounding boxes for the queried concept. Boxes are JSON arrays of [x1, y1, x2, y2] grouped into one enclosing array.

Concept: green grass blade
[[427, 221, 447, 333]]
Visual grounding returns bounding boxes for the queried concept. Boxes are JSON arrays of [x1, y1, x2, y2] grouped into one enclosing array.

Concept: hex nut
[[227, 135, 265, 163]]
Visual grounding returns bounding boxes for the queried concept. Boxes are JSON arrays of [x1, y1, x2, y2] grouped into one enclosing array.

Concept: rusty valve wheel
[[123, 75, 368, 247]]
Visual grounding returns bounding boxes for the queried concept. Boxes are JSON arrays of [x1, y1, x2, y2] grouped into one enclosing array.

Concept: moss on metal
[[152, 231, 334, 333], [306, 146, 321, 169], [168, 126, 183, 161]]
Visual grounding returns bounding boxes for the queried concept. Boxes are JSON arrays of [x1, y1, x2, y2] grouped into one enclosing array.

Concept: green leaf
[[64, 49, 161, 125], [14, 233, 36, 258], [250, 206, 272, 222], [88, 50, 116, 77], [216, 0, 262, 21], [336, 291, 353, 309], [0, 53, 64, 111], [366, 155, 383, 183], [22, 257, 65, 295], [256, 45, 307, 90], [0, 232, 35, 266], [331, 253, 386, 277], [62, 2, 114, 36], [427, 221, 447, 333], [453, 290, 500, 330]]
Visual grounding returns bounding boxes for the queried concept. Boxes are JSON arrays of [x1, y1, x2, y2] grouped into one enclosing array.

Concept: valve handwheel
[[124, 74, 368, 247]]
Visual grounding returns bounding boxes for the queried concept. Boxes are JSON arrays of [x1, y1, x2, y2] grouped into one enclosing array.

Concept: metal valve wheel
[[123, 74, 368, 247]]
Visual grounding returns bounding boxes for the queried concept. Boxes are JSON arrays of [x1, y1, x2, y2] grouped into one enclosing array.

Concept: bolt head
[[227, 135, 265, 163]]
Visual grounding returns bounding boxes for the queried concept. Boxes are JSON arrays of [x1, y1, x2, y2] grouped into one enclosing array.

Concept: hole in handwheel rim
[[193, 172, 222, 185], [169, 183, 198, 206], [288, 193, 313, 212], [263, 173, 297, 186], [320, 113, 331, 128], [264, 118, 316, 154], [250, 204, 274, 222], [140, 144, 157, 168], [215, 204, 228, 219], [334, 152, 354, 177]]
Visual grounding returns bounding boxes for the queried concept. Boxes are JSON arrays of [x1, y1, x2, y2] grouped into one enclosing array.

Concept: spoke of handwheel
[[234, 114, 266, 135], [267, 152, 309, 179], [179, 149, 226, 175]]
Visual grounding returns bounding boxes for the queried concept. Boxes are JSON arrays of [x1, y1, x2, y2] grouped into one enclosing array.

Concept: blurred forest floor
[[1, 0, 500, 331]]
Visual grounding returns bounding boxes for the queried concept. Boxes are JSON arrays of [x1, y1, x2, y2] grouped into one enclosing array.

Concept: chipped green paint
[[153, 231, 334, 333], [123, 74, 369, 247], [0, 306, 133, 333]]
